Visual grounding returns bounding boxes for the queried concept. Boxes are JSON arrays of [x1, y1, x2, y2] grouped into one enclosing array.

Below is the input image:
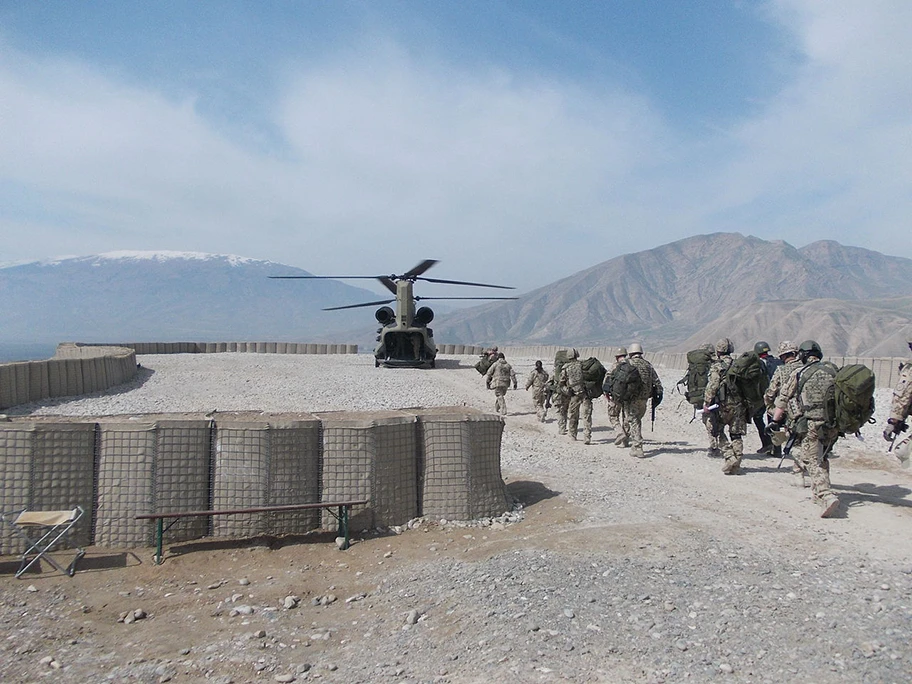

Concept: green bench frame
[[136, 499, 369, 564]]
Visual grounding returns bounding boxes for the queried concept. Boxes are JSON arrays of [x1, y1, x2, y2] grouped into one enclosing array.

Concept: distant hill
[[0, 252, 382, 345], [432, 233, 912, 357]]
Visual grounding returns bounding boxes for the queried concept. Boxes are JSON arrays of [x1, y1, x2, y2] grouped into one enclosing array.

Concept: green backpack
[[609, 361, 644, 403], [474, 355, 495, 375], [723, 351, 769, 412], [680, 347, 714, 407], [797, 362, 876, 435], [580, 357, 607, 399]]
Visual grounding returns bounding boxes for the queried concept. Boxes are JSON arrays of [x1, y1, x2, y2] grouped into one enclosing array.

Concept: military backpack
[[580, 357, 608, 399], [723, 351, 769, 412], [608, 361, 644, 403], [797, 361, 876, 435], [474, 355, 496, 375], [679, 347, 714, 407]]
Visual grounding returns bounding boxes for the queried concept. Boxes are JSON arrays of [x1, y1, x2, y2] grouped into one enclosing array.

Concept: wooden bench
[[136, 500, 369, 564]]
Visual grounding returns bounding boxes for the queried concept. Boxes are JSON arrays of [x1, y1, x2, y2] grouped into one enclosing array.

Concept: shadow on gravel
[[834, 482, 912, 511], [506, 480, 561, 507], [165, 530, 341, 561], [646, 441, 701, 456], [0, 550, 141, 578], [432, 358, 467, 369]]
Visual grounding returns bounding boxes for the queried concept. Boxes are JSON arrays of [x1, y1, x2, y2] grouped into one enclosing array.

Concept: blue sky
[[1, 1, 909, 295]]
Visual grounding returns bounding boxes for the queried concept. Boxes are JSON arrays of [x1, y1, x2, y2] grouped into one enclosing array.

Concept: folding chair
[[1, 506, 86, 578]]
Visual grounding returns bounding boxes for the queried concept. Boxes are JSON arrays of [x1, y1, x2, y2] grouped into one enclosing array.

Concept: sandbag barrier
[[73, 342, 361, 355], [0, 347, 138, 411], [0, 409, 509, 555]]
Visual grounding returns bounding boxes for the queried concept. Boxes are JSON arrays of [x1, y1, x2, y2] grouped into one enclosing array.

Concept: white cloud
[[699, 0, 912, 253], [1, 2, 910, 299]]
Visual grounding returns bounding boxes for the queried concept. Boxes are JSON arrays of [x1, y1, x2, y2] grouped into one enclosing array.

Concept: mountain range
[[0, 252, 381, 345], [433, 233, 912, 357], [2, 235, 911, 357]]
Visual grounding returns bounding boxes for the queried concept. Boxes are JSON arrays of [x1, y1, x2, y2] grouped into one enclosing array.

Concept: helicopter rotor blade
[[322, 298, 395, 311], [376, 276, 398, 294], [268, 275, 380, 280], [403, 259, 439, 278], [415, 276, 515, 290], [415, 296, 519, 301]]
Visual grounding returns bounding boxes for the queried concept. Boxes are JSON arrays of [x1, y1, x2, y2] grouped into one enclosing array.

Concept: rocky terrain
[[434, 234, 912, 355], [2, 352, 911, 683]]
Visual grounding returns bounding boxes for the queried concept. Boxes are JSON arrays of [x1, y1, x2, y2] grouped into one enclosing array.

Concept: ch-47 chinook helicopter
[[270, 259, 516, 368]]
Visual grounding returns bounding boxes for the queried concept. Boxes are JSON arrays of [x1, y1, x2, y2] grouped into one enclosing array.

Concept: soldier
[[604, 347, 628, 439], [884, 336, 912, 444], [622, 343, 662, 458], [752, 341, 782, 454], [551, 349, 572, 435], [525, 360, 550, 422], [763, 340, 803, 468], [771, 340, 840, 518], [703, 338, 748, 475], [484, 352, 517, 415], [558, 349, 593, 444]]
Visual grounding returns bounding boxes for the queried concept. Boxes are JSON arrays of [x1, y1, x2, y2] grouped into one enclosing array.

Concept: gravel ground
[[2, 352, 912, 684]]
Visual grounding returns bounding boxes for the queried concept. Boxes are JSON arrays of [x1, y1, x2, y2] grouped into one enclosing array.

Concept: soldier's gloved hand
[[766, 421, 782, 435], [884, 426, 897, 442]]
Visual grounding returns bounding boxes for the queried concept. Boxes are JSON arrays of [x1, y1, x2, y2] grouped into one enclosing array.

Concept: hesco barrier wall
[[0, 345, 138, 411], [0, 409, 510, 555], [501, 346, 908, 389], [82, 342, 362, 355]]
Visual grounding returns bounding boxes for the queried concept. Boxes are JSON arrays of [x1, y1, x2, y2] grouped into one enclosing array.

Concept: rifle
[[703, 403, 721, 438], [650, 387, 662, 432], [777, 432, 798, 469]]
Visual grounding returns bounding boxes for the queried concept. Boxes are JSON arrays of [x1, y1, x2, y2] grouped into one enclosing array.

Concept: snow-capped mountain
[[0, 252, 382, 345]]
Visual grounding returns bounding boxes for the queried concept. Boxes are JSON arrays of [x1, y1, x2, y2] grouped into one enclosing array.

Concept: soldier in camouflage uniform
[[623, 343, 662, 458], [604, 347, 628, 437], [525, 360, 550, 423], [703, 338, 748, 475], [485, 352, 517, 415], [884, 336, 912, 444], [764, 340, 803, 473], [771, 340, 840, 518], [558, 349, 593, 444], [552, 349, 571, 435]]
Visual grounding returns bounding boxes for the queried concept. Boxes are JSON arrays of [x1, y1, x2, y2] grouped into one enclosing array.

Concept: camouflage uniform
[[605, 356, 627, 437], [764, 345, 803, 472], [622, 352, 662, 458], [525, 364, 550, 422], [552, 351, 571, 435], [888, 360, 912, 426], [774, 356, 840, 515], [485, 357, 517, 415], [703, 340, 748, 475], [559, 358, 592, 443]]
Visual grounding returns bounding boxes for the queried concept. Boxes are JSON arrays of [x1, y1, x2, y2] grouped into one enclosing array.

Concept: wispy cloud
[[1, 1, 910, 295]]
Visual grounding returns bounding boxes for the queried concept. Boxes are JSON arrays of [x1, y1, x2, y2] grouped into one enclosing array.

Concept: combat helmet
[[615, 346, 627, 358], [777, 340, 798, 358], [798, 340, 823, 362], [568, 348, 579, 359], [628, 342, 643, 355], [754, 341, 771, 356], [715, 338, 734, 355]]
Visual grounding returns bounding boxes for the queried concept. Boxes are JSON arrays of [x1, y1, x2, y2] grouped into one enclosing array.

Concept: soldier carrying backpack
[[770, 340, 875, 518], [610, 342, 662, 458], [703, 338, 751, 475], [678, 343, 718, 457]]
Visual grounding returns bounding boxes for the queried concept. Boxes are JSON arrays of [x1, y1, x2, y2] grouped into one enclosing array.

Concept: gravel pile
[[2, 352, 911, 683]]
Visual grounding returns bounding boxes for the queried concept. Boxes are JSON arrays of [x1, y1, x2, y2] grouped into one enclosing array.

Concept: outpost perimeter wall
[[0, 409, 510, 556], [0, 342, 492, 411]]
